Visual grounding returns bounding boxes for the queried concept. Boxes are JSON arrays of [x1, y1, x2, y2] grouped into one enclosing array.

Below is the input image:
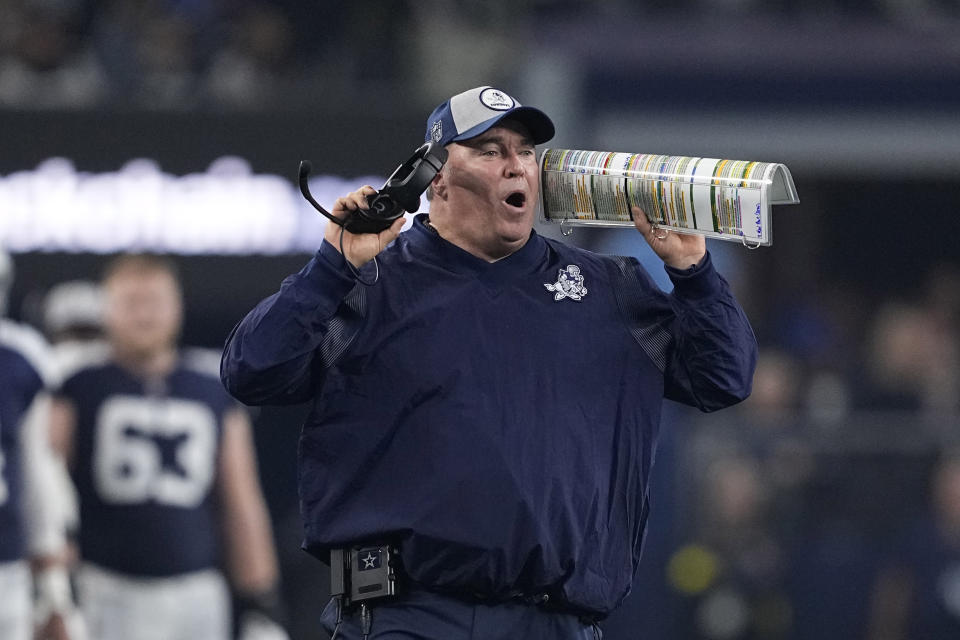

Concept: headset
[[298, 142, 448, 235]]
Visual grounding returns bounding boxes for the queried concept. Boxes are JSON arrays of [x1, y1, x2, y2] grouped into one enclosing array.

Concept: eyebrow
[[464, 134, 535, 149]]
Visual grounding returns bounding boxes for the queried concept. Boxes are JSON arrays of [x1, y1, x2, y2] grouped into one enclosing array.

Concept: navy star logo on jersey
[[544, 265, 588, 302]]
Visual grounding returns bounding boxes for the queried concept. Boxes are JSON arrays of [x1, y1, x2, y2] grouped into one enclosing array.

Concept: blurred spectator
[[867, 452, 960, 640], [135, 9, 200, 107], [408, 1, 523, 104], [91, 0, 223, 108], [204, 3, 294, 109], [670, 352, 811, 638], [802, 367, 851, 426], [1, 0, 957, 113], [688, 351, 815, 514], [855, 301, 960, 414], [741, 349, 802, 420], [667, 454, 793, 639], [0, 0, 107, 108]]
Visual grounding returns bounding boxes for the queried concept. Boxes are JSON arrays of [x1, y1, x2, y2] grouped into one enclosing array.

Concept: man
[[50, 254, 287, 640], [40, 279, 108, 542], [221, 86, 758, 639], [0, 250, 80, 640]]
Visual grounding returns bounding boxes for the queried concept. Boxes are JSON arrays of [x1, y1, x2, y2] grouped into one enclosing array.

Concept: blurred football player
[[42, 280, 109, 379], [0, 250, 82, 640], [50, 254, 287, 640], [39, 279, 108, 546]]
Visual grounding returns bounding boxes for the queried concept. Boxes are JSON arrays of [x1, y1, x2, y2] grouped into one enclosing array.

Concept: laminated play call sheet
[[540, 149, 799, 246]]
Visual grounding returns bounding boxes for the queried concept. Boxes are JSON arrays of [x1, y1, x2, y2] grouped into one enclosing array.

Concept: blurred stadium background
[[3, 1, 960, 638]]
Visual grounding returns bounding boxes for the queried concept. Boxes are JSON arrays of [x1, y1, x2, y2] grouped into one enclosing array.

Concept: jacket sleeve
[[611, 251, 757, 413], [660, 252, 758, 412], [220, 241, 362, 406]]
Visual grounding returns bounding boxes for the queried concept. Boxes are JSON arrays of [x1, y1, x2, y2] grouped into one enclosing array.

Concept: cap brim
[[451, 106, 555, 146]]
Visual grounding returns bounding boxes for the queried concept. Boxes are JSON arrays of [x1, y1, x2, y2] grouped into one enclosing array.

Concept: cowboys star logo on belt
[[358, 549, 381, 571], [545, 265, 588, 302]]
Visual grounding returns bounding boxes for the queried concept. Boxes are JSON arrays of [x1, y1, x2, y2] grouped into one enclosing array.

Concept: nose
[[504, 152, 526, 178]]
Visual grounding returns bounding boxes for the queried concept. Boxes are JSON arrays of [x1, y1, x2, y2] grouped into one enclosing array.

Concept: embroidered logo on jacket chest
[[544, 265, 588, 302]]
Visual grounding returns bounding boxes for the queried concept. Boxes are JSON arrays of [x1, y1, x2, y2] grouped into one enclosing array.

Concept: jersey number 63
[[93, 396, 217, 508]]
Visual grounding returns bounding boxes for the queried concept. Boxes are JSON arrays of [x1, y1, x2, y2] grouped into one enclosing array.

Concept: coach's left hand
[[632, 206, 706, 270]]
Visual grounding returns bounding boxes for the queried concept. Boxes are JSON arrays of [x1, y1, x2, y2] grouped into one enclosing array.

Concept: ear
[[431, 169, 447, 200]]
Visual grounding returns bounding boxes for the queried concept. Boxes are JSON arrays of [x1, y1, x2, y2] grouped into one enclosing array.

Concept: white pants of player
[[77, 563, 230, 640], [0, 560, 31, 640]]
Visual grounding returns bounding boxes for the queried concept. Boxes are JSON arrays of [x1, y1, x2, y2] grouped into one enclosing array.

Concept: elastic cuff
[[275, 241, 362, 318], [665, 251, 724, 300], [318, 238, 355, 276], [310, 240, 363, 290]]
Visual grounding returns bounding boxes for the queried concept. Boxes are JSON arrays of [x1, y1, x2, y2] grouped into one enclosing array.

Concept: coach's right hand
[[323, 186, 406, 268]]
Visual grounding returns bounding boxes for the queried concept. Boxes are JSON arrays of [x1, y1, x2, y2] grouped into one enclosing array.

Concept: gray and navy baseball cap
[[424, 86, 555, 147]]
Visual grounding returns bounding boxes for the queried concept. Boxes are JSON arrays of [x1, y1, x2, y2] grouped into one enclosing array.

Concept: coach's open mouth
[[504, 191, 526, 209]]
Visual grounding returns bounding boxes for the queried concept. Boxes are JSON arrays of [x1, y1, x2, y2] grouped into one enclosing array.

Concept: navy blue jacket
[[221, 215, 756, 615]]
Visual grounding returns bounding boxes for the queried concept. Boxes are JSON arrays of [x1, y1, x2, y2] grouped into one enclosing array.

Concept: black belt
[[331, 541, 604, 625], [418, 584, 605, 625]]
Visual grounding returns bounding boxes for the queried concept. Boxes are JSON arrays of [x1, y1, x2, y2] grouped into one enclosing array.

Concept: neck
[[112, 345, 177, 378], [425, 215, 528, 263]]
